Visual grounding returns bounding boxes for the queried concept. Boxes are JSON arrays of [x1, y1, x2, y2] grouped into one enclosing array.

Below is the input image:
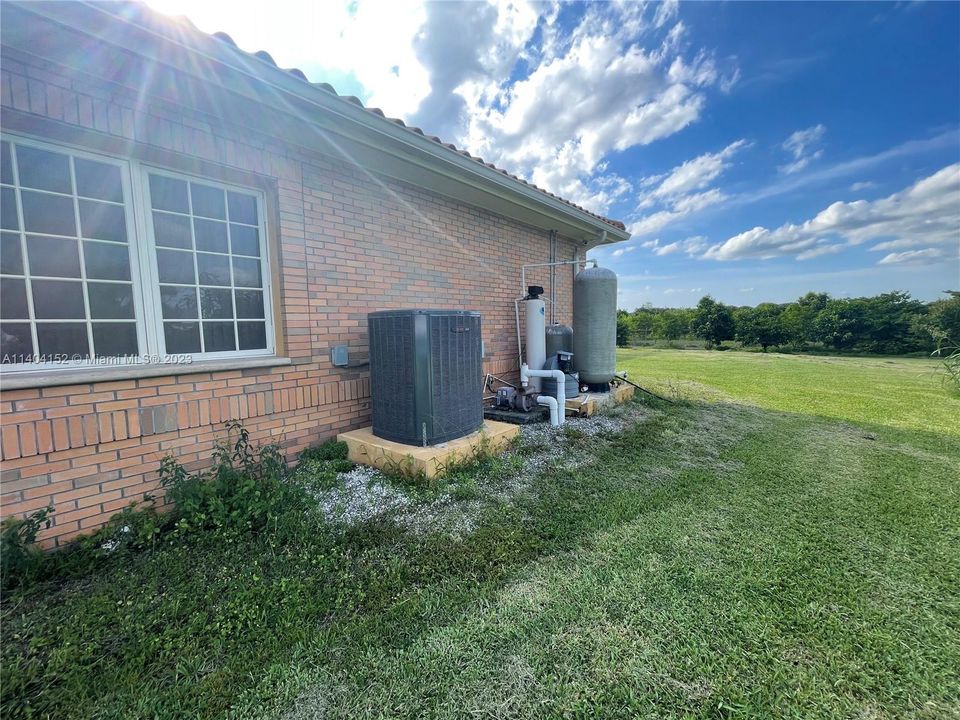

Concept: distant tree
[[630, 307, 655, 342], [860, 291, 926, 354], [616, 310, 633, 347], [780, 291, 829, 349], [691, 296, 735, 347], [617, 290, 946, 357], [814, 299, 869, 350], [651, 310, 691, 340], [927, 291, 960, 345], [736, 303, 787, 351]]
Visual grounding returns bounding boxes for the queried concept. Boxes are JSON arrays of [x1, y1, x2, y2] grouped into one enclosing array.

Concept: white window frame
[[136, 164, 275, 362], [1, 133, 276, 373]]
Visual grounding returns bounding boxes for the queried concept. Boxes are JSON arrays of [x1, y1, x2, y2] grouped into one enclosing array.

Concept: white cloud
[[663, 286, 703, 295], [147, 1, 736, 218], [878, 248, 951, 265], [780, 124, 825, 174], [407, 0, 540, 138], [628, 141, 747, 235], [642, 236, 708, 256], [651, 139, 747, 199], [703, 163, 960, 261], [850, 181, 877, 192], [728, 130, 957, 211], [611, 245, 636, 258], [458, 4, 733, 213]]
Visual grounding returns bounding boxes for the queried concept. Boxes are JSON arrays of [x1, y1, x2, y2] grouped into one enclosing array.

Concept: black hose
[[616, 375, 674, 403]]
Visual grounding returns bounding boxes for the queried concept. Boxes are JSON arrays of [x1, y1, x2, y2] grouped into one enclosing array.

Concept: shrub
[[0, 505, 53, 589], [160, 420, 296, 535]]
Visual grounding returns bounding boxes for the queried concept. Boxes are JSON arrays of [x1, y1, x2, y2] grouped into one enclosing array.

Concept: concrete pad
[[338, 421, 520, 480], [565, 384, 635, 417]]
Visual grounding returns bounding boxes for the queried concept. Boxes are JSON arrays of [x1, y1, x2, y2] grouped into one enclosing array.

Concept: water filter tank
[[524, 292, 546, 392], [545, 323, 573, 360], [572, 265, 617, 386]]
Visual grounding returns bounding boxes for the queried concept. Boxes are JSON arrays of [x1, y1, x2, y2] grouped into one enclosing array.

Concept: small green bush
[[160, 420, 299, 535], [2, 421, 315, 590], [0, 505, 53, 589]]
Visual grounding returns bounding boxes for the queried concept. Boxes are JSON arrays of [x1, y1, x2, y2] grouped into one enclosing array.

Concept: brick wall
[[0, 48, 582, 546]]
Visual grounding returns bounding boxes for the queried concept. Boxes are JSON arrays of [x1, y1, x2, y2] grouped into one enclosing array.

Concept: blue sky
[[148, 0, 960, 308]]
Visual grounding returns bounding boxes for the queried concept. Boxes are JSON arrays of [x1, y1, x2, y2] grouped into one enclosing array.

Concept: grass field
[[3, 350, 959, 719], [618, 349, 960, 436]]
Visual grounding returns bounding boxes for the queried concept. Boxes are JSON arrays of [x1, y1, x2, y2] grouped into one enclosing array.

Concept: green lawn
[[3, 351, 959, 719], [618, 348, 959, 436]]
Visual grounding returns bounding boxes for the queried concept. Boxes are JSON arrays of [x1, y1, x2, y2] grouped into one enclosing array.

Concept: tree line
[[617, 291, 960, 355]]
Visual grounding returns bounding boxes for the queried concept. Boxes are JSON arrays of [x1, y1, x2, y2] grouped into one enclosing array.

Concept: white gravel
[[302, 399, 652, 538]]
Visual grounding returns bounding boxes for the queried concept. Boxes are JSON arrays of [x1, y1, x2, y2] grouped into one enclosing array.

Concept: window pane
[[200, 287, 232, 319], [152, 211, 192, 249], [26, 235, 81, 278], [197, 253, 230, 286], [234, 289, 264, 319], [74, 158, 123, 202], [36, 322, 88, 358], [93, 322, 138, 357], [21, 190, 76, 236], [232, 257, 261, 288], [149, 175, 188, 213], [1, 187, 18, 230], [230, 224, 259, 256], [88, 282, 135, 319], [1, 278, 28, 319], [156, 249, 195, 284], [0, 141, 12, 185], [164, 321, 200, 353], [16, 146, 71, 194], [84, 241, 131, 281], [238, 321, 267, 350], [202, 322, 235, 352], [1, 231, 23, 275], [1, 323, 32, 362], [194, 218, 228, 253], [79, 200, 126, 242], [31, 279, 84, 318], [160, 285, 197, 319], [227, 191, 257, 225], [190, 183, 225, 219]]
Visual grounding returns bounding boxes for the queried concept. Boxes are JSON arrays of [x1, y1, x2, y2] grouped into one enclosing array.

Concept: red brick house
[[0, 1, 629, 546]]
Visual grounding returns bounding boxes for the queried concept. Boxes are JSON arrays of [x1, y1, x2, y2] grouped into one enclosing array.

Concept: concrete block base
[[565, 383, 635, 417], [338, 421, 520, 480]]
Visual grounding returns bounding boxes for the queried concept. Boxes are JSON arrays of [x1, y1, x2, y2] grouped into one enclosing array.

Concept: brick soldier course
[[0, 1, 629, 546]]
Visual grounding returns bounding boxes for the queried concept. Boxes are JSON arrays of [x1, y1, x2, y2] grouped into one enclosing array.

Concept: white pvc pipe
[[537, 395, 559, 425], [520, 363, 566, 426], [520, 258, 597, 296]]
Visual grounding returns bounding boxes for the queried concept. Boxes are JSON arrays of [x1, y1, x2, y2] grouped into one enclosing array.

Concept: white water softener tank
[[524, 286, 546, 392]]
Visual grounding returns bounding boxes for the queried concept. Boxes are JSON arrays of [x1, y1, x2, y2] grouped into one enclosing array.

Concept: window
[[0, 136, 274, 371]]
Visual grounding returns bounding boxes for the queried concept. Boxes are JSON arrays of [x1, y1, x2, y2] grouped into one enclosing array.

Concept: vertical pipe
[[549, 230, 557, 325]]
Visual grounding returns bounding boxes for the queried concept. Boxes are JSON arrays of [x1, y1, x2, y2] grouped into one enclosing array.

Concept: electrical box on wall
[[330, 346, 349, 367]]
